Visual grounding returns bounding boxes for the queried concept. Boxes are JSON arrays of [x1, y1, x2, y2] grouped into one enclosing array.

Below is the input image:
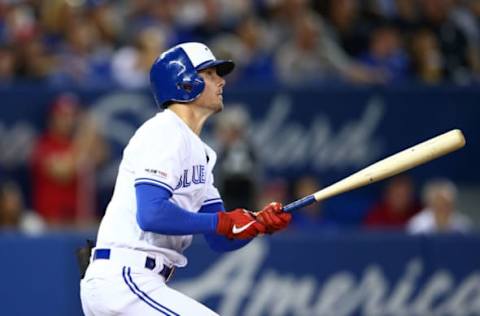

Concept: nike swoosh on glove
[[216, 209, 266, 239], [254, 202, 291, 234]]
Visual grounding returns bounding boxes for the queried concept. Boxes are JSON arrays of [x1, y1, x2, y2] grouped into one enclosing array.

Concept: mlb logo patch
[[158, 171, 168, 178], [145, 168, 168, 179]]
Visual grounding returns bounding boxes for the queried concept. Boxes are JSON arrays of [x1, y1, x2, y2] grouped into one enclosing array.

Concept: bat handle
[[283, 195, 316, 212]]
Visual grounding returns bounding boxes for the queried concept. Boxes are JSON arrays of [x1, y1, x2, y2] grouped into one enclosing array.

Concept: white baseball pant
[[80, 249, 218, 316]]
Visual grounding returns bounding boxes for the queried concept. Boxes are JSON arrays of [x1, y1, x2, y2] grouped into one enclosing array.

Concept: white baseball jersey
[[95, 109, 222, 268]]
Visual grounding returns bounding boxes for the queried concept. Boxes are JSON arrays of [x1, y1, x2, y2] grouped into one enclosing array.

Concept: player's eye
[[200, 69, 217, 80]]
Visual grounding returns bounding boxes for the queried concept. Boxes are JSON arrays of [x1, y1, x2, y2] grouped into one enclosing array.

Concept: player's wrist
[[215, 211, 229, 236], [216, 209, 266, 239], [212, 212, 219, 232]]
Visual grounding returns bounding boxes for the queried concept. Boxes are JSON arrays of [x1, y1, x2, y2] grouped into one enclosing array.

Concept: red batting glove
[[216, 209, 266, 240], [254, 202, 292, 234]]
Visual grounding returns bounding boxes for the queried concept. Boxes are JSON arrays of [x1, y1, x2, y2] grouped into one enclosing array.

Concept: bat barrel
[[283, 129, 466, 212]]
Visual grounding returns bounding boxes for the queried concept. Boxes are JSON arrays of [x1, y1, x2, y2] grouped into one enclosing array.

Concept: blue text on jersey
[[175, 165, 206, 189]]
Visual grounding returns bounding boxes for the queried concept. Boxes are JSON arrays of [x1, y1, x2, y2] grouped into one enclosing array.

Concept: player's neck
[[168, 104, 213, 135]]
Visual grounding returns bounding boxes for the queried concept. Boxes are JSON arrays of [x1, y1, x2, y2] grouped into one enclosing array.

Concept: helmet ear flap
[[178, 81, 193, 93], [176, 76, 204, 99]]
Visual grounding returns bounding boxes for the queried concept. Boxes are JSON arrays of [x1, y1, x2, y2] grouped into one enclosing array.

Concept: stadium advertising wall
[[0, 233, 479, 316], [0, 85, 479, 189]]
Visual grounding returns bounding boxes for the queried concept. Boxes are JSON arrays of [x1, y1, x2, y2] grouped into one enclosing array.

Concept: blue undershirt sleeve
[[199, 202, 252, 252], [135, 183, 218, 235]]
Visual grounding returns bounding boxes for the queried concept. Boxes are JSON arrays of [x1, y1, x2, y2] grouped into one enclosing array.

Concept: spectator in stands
[[50, 17, 113, 87], [4, 3, 55, 80], [30, 94, 80, 227], [275, 11, 384, 86], [17, 38, 55, 80], [209, 14, 276, 84], [234, 15, 276, 81], [112, 26, 167, 88], [289, 176, 335, 229], [364, 175, 421, 229], [30, 93, 108, 227], [450, 0, 480, 81], [275, 12, 335, 85], [390, 0, 422, 32], [407, 179, 473, 234], [0, 0, 479, 85], [0, 45, 16, 83], [84, 0, 121, 46], [213, 105, 259, 210], [175, 0, 224, 42], [2, 3, 37, 45], [358, 24, 410, 83], [320, 0, 371, 58], [419, 0, 471, 83], [0, 181, 45, 234], [262, 0, 311, 48], [409, 28, 444, 83]]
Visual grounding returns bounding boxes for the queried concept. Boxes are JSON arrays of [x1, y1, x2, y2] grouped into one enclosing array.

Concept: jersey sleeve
[[131, 128, 186, 194]]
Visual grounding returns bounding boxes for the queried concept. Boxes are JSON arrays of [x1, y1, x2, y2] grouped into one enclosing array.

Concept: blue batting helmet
[[150, 42, 235, 108]]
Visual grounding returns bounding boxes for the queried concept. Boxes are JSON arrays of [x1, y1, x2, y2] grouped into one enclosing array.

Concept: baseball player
[[79, 42, 292, 316]]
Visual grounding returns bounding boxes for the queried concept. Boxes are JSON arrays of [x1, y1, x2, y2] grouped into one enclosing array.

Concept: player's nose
[[217, 75, 225, 87]]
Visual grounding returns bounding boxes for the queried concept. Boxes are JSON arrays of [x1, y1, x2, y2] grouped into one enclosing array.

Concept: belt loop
[[93, 248, 110, 260], [145, 257, 156, 270], [165, 266, 175, 283]]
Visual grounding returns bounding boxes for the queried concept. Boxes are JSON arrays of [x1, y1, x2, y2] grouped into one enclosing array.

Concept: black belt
[[93, 248, 175, 282]]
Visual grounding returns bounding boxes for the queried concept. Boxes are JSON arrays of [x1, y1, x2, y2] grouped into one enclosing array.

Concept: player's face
[[196, 67, 226, 113]]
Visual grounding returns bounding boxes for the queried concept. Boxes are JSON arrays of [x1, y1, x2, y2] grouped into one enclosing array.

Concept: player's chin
[[212, 101, 224, 113]]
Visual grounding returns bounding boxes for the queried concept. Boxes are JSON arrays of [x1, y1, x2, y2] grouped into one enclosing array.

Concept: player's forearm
[[199, 202, 252, 252], [136, 183, 218, 235], [136, 184, 264, 242]]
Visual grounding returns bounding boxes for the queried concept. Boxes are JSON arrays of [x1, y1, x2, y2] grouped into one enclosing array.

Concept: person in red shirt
[[364, 175, 422, 228], [30, 93, 81, 226]]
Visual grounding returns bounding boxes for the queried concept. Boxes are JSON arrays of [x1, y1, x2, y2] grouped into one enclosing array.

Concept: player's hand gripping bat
[[283, 129, 466, 212]]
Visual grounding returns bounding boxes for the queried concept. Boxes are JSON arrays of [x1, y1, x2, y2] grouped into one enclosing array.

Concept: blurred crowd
[[0, 93, 108, 233], [0, 0, 480, 87], [1, 96, 474, 235], [0, 0, 477, 234]]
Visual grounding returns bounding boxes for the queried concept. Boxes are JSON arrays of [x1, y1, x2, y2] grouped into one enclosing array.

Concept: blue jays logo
[[175, 165, 206, 189]]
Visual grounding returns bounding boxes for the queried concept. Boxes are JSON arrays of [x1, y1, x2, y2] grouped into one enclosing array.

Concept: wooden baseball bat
[[283, 129, 466, 212]]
